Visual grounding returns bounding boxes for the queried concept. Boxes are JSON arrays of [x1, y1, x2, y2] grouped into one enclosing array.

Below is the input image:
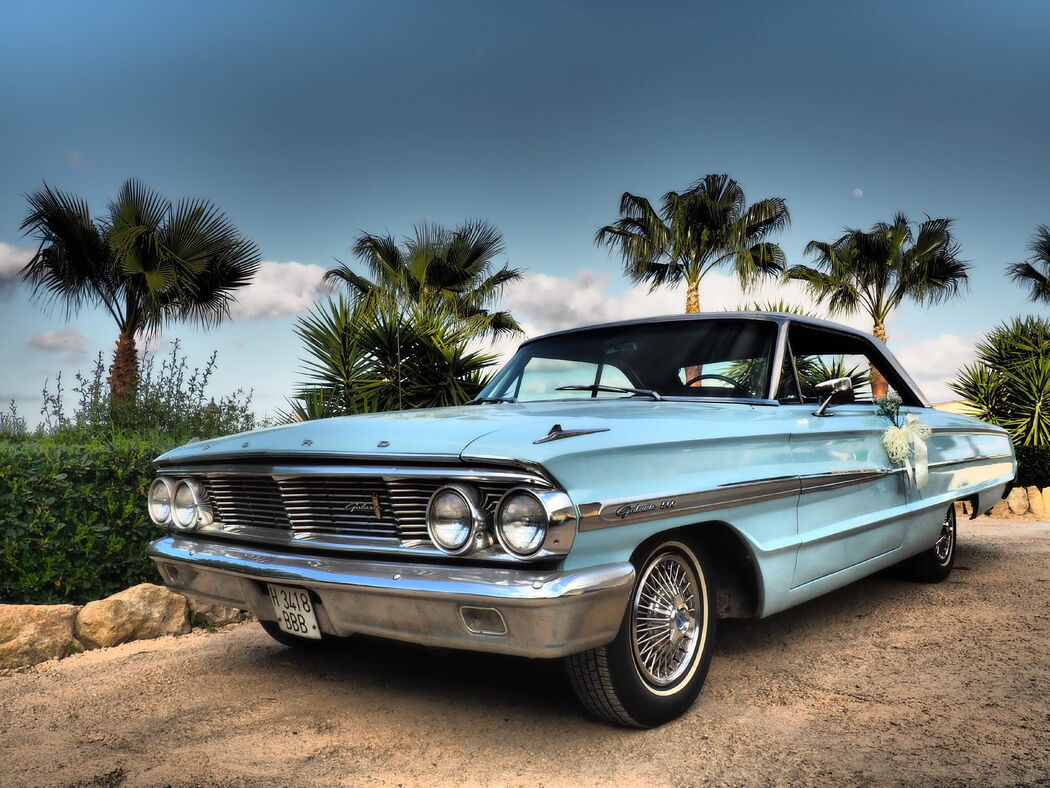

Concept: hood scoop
[[533, 424, 610, 445]]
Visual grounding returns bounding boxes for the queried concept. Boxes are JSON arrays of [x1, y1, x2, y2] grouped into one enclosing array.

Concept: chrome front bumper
[[147, 535, 635, 658]]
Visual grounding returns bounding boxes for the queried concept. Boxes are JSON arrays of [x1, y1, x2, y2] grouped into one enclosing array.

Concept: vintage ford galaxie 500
[[146, 313, 1015, 727]]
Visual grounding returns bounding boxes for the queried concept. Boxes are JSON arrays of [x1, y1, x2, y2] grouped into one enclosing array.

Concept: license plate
[[266, 584, 322, 639]]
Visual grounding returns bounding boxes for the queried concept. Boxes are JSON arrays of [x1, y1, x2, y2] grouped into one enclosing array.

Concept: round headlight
[[147, 478, 174, 525], [172, 480, 202, 530], [427, 484, 484, 554], [496, 490, 548, 557]]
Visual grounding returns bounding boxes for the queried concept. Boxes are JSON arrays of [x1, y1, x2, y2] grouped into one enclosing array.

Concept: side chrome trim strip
[[577, 455, 1014, 531], [931, 427, 1010, 438], [579, 475, 801, 531]]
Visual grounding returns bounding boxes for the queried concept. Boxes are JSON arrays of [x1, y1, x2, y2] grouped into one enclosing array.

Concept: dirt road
[[1, 518, 1048, 787]]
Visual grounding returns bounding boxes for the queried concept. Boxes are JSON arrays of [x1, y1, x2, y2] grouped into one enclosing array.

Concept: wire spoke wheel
[[631, 551, 704, 687], [934, 506, 956, 565]]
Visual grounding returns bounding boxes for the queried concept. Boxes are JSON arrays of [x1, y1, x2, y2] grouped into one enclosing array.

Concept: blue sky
[[1, 0, 1048, 422]]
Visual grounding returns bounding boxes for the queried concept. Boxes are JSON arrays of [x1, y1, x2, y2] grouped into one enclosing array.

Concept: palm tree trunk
[[685, 278, 700, 313], [871, 321, 889, 398], [108, 330, 139, 410]]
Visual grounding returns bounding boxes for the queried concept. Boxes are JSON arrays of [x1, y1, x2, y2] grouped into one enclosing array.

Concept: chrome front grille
[[207, 476, 290, 530], [198, 469, 542, 545]]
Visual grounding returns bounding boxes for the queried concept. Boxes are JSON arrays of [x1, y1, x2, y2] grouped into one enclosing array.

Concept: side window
[[513, 358, 633, 400], [787, 325, 903, 404]]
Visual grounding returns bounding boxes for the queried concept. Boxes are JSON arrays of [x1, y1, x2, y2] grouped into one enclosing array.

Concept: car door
[[780, 324, 914, 587]]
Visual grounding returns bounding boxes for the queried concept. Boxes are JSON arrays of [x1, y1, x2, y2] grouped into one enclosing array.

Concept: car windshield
[[479, 318, 777, 403]]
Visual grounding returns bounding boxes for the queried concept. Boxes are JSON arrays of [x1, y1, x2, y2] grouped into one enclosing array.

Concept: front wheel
[[902, 504, 957, 583], [259, 619, 342, 649], [565, 539, 717, 728]]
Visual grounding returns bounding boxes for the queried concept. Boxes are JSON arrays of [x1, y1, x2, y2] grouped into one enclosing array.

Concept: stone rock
[[989, 498, 1011, 518], [0, 604, 81, 669], [1006, 487, 1030, 516], [74, 583, 189, 650], [1027, 486, 1046, 518], [1043, 488, 1050, 519], [187, 597, 245, 628]]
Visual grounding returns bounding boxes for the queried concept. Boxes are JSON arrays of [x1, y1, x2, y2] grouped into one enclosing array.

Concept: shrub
[[0, 438, 171, 604], [949, 316, 1050, 447], [1015, 445, 1050, 489], [284, 295, 499, 419], [37, 340, 258, 444]]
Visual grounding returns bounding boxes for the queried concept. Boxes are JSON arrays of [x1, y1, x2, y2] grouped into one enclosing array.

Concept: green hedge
[[1015, 445, 1050, 490], [0, 438, 173, 604]]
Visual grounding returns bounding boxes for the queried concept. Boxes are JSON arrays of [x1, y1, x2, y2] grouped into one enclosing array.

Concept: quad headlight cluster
[[147, 477, 213, 530], [426, 484, 560, 559]]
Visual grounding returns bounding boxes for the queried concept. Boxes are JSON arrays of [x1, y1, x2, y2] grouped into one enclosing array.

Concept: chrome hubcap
[[631, 552, 703, 687], [935, 508, 956, 564]]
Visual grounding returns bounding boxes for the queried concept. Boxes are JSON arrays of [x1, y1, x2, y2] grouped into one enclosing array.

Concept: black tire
[[902, 504, 957, 583], [259, 619, 342, 648], [565, 539, 717, 728]]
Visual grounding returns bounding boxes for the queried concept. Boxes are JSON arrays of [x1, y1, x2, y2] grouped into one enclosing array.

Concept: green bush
[[1015, 445, 1050, 489], [949, 316, 1050, 447], [0, 438, 173, 604]]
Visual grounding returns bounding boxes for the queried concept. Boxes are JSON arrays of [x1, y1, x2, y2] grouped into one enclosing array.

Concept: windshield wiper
[[555, 385, 663, 401], [466, 395, 518, 405]]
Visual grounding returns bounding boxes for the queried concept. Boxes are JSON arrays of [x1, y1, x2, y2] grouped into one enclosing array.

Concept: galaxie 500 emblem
[[615, 499, 677, 519], [345, 493, 383, 519]]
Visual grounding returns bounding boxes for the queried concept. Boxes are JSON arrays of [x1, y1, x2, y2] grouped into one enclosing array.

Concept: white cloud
[[852, 188, 864, 198], [500, 267, 873, 336], [482, 268, 886, 363], [893, 332, 981, 403], [229, 260, 331, 320], [29, 325, 87, 360], [0, 241, 32, 292]]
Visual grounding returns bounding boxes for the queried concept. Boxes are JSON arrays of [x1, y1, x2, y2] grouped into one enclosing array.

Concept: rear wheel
[[565, 539, 717, 728], [902, 504, 956, 583]]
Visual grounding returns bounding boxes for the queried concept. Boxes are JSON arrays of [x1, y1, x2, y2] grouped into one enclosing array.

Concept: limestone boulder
[[187, 597, 246, 628], [0, 604, 80, 669], [989, 498, 1011, 518], [75, 583, 189, 650], [1006, 487, 1029, 516], [1027, 486, 1046, 519]]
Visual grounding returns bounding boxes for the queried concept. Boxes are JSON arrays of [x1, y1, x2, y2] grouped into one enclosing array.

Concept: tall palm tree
[[1006, 224, 1050, 303], [786, 213, 969, 396], [595, 173, 790, 313], [324, 220, 522, 336], [20, 179, 260, 406]]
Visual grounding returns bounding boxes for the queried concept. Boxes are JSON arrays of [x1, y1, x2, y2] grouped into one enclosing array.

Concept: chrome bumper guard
[[148, 535, 635, 658]]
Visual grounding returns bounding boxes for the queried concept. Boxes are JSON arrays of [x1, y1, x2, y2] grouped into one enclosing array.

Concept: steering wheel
[[683, 373, 750, 396]]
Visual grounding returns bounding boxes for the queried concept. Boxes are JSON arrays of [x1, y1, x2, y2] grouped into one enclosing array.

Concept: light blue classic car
[[146, 313, 1015, 727]]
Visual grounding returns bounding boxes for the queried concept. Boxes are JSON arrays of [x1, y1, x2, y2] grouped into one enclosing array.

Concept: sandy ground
[[1, 518, 1048, 788]]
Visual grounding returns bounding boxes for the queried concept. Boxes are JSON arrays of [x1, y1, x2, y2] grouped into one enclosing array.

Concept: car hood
[[154, 400, 780, 466]]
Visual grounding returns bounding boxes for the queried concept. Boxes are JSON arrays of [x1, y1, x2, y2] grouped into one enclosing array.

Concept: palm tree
[[595, 173, 790, 313], [1006, 225, 1050, 303], [20, 179, 260, 407], [324, 220, 522, 336], [786, 213, 969, 396]]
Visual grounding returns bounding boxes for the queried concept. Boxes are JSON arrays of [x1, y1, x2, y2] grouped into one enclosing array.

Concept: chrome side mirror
[[813, 377, 853, 417]]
